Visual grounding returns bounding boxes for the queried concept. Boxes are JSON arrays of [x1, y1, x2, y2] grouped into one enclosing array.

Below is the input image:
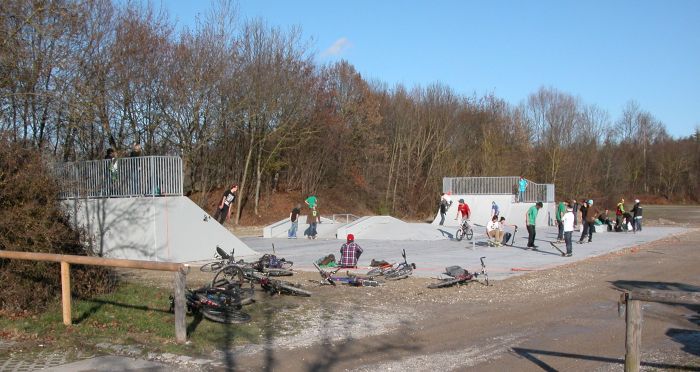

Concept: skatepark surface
[[243, 224, 689, 280]]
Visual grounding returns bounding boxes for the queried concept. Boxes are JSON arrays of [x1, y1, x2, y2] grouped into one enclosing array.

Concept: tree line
[[1, 0, 698, 223]]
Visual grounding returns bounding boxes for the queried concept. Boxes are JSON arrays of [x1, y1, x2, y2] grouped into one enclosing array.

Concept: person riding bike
[[455, 198, 471, 227]]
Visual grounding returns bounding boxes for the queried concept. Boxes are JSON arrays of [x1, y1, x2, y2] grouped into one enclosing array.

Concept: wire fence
[[54, 156, 183, 199], [443, 176, 554, 202]]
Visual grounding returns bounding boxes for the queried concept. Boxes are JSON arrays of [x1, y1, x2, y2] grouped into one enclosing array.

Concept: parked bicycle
[[366, 249, 416, 280], [455, 219, 474, 241], [427, 257, 489, 288], [313, 262, 382, 287], [169, 284, 251, 324]]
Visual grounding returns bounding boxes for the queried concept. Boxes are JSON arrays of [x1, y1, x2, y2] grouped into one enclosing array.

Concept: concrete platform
[[242, 225, 691, 280]]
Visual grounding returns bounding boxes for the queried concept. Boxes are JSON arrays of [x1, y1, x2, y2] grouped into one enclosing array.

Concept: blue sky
[[162, 0, 699, 138]]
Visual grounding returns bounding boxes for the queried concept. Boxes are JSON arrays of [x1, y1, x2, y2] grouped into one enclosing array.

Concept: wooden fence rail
[[620, 289, 700, 372], [0, 250, 189, 343]]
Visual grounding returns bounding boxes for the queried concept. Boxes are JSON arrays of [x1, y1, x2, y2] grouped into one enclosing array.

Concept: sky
[[159, 0, 699, 138]]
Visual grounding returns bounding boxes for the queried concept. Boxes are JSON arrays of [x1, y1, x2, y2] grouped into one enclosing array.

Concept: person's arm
[[219, 195, 225, 209]]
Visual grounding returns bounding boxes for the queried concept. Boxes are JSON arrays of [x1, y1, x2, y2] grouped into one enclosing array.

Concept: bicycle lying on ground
[[427, 256, 489, 288], [313, 262, 382, 287], [455, 219, 474, 241], [366, 249, 416, 280], [201, 246, 294, 276], [169, 284, 251, 324]]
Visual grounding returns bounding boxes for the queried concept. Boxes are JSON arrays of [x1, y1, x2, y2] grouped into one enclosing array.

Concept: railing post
[[61, 261, 72, 326], [625, 297, 642, 372], [174, 266, 187, 343]]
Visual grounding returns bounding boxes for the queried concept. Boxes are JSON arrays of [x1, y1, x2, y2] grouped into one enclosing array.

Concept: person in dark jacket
[[631, 199, 643, 232], [578, 200, 599, 244]]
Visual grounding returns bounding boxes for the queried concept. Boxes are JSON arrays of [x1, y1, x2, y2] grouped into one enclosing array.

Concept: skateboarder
[[525, 201, 542, 249]]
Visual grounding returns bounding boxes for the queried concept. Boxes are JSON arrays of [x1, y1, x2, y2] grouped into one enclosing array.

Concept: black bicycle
[[428, 257, 489, 288], [169, 285, 251, 324], [314, 263, 382, 287], [455, 219, 474, 241]]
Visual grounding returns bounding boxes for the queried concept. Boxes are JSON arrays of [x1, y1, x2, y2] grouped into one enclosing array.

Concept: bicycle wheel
[[455, 228, 464, 241], [277, 282, 312, 297], [466, 227, 474, 241], [366, 267, 384, 277], [201, 307, 251, 324], [278, 260, 294, 269], [212, 265, 245, 287], [427, 278, 463, 289], [385, 267, 412, 280], [200, 261, 224, 273], [263, 268, 294, 276]]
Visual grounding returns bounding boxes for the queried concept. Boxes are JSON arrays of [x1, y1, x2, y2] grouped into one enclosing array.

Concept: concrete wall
[[63, 196, 258, 263], [432, 194, 555, 228]]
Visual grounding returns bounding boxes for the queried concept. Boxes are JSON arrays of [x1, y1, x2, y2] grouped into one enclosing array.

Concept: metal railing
[[330, 214, 361, 224], [54, 156, 183, 199], [443, 176, 554, 203]]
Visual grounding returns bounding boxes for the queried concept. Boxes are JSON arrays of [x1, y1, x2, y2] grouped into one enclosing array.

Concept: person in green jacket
[[526, 201, 543, 249], [556, 200, 567, 243]]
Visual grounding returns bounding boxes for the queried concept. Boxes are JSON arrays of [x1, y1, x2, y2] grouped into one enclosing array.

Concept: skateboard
[[487, 239, 502, 247], [549, 241, 566, 257]]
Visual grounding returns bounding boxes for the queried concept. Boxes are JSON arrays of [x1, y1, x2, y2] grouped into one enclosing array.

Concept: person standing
[[287, 204, 301, 238], [305, 194, 318, 209], [631, 199, 643, 232], [615, 198, 626, 231], [491, 201, 500, 219], [572, 199, 580, 230], [525, 201, 542, 249], [454, 199, 471, 227], [439, 193, 452, 225], [562, 204, 575, 257], [518, 176, 528, 203], [214, 184, 238, 225], [339, 234, 363, 268], [306, 206, 320, 239], [556, 199, 566, 243], [579, 200, 599, 243]]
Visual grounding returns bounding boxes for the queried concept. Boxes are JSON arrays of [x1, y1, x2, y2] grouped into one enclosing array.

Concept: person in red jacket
[[455, 198, 471, 227]]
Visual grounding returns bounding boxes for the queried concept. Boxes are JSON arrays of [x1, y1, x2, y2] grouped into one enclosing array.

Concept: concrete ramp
[[263, 216, 342, 239], [63, 196, 258, 263], [432, 194, 554, 228], [337, 216, 453, 241]]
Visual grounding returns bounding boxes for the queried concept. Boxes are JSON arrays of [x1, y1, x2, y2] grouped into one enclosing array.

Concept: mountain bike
[[455, 219, 474, 241], [169, 284, 251, 324], [370, 249, 416, 280], [427, 257, 489, 288], [313, 262, 382, 287]]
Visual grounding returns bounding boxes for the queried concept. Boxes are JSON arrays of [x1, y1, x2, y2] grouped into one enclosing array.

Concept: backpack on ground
[[316, 254, 337, 267], [502, 232, 512, 245]]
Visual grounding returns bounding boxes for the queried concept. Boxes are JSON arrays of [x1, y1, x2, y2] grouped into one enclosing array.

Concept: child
[[562, 205, 575, 257]]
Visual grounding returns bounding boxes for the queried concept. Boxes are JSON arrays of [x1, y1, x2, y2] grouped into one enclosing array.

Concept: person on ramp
[[339, 234, 363, 268], [525, 201, 542, 249], [214, 184, 238, 225]]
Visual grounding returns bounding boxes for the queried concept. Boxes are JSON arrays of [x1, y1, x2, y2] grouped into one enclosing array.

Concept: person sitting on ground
[[339, 234, 363, 268], [499, 216, 518, 244], [598, 209, 614, 232], [486, 215, 503, 246]]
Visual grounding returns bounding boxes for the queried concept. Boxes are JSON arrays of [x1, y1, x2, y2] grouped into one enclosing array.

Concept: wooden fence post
[[61, 261, 72, 326], [174, 266, 187, 343], [624, 298, 642, 372]]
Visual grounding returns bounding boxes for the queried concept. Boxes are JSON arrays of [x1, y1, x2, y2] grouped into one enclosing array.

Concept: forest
[[2, 0, 698, 224]]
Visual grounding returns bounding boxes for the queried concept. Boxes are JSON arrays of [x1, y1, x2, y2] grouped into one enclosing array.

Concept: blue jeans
[[288, 221, 298, 238], [309, 222, 317, 237], [518, 190, 525, 202], [557, 220, 564, 240], [564, 231, 573, 254]]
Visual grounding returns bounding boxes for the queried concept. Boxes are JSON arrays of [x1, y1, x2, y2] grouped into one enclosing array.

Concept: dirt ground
[[114, 206, 700, 371]]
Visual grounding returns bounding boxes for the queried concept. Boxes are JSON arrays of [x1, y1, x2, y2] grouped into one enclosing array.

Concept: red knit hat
[[347, 234, 354, 242]]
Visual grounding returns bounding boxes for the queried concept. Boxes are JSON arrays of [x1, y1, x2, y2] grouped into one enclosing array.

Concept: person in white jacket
[[562, 204, 575, 257]]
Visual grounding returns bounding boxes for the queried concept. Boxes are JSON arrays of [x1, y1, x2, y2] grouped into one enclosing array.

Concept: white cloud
[[321, 37, 351, 57]]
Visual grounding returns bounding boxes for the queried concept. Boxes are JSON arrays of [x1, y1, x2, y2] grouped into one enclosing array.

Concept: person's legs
[[216, 206, 228, 225], [288, 221, 298, 238], [578, 222, 589, 242], [311, 222, 318, 238], [527, 224, 536, 247], [636, 217, 642, 231], [440, 212, 445, 226], [588, 223, 594, 242], [496, 229, 504, 243], [557, 221, 564, 241], [564, 231, 572, 255]]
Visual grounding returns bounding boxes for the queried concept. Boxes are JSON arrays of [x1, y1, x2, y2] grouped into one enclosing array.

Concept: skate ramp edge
[[264, 216, 341, 239], [62, 196, 258, 263]]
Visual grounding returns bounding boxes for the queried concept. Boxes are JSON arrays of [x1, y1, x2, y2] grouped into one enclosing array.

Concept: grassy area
[[0, 282, 310, 357]]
